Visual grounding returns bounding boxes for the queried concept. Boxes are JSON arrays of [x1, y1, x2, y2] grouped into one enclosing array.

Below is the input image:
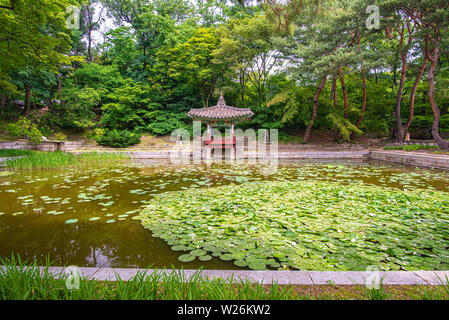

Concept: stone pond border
[[1, 140, 448, 171], [1, 147, 448, 284], [119, 149, 449, 171], [2, 266, 449, 285]]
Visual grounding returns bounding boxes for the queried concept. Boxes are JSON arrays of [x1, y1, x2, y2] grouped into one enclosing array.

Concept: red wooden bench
[[204, 136, 236, 149]]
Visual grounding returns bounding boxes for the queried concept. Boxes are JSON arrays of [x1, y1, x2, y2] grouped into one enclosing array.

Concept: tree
[[400, 0, 449, 149], [213, 14, 277, 108], [0, 0, 73, 83], [80, 0, 105, 63], [162, 28, 222, 108]]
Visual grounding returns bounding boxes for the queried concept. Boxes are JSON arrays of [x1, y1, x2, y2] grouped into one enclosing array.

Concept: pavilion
[[187, 93, 254, 154]]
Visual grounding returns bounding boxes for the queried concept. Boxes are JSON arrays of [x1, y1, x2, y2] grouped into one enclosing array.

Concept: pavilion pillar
[[231, 122, 236, 160], [207, 122, 211, 141]]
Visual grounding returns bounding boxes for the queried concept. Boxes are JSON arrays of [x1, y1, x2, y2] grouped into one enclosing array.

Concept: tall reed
[[0, 149, 34, 157], [5, 151, 129, 170]]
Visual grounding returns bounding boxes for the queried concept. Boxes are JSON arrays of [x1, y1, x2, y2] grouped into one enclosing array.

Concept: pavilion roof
[[187, 93, 254, 121]]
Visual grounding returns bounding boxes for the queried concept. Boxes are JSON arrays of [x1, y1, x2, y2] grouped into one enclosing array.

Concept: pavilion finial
[[217, 92, 226, 106]]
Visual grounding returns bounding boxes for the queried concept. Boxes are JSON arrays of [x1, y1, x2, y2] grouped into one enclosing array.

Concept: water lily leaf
[[190, 249, 207, 257], [178, 254, 195, 262], [199, 255, 212, 261]]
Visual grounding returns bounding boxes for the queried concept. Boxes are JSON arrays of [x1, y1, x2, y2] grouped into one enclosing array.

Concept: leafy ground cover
[[136, 179, 449, 271]]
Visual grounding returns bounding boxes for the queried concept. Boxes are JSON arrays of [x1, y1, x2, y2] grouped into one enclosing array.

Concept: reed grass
[[0, 256, 304, 300], [5, 151, 129, 170], [0, 149, 34, 157]]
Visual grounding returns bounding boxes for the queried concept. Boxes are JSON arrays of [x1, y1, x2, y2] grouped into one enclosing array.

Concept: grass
[[384, 144, 440, 151], [0, 255, 301, 300], [355, 276, 391, 300], [1, 256, 449, 300], [4, 151, 130, 170], [0, 149, 34, 157]]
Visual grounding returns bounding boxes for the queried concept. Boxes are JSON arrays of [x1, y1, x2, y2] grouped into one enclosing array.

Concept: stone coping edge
[[2, 266, 448, 285]]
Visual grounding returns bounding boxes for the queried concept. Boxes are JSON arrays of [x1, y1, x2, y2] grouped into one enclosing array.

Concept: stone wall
[[0, 141, 84, 152], [370, 150, 449, 170]]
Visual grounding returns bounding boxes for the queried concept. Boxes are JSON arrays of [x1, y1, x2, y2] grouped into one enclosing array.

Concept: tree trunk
[[394, 51, 408, 142], [331, 75, 337, 107], [57, 74, 64, 108], [304, 75, 327, 144], [240, 71, 245, 104], [355, 35, 366, 129], [25, 85, 31, 115], [46, 98, 54, 112], [403, 57, 427, 134], [1, 95, 6, 108], [88, 29, 92, 63], [427, 48, 449, 150], [356, 67, 367, 128], [338, 68, 348, 119], [392, 64, 397, 89]]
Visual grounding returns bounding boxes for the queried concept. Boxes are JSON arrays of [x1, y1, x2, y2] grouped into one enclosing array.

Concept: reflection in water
[[0, 160, 448, 268]]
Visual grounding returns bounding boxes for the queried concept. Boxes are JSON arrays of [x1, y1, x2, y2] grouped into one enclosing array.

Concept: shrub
[[384, 144, 440, 151], [54, 132, 67, 141], [145, 113, 189, 136], [5, 117, 43, 145], [96, 129, 141, 148], [440, 114, 449, 131]]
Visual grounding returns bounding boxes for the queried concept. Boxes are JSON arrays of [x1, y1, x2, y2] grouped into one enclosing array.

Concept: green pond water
[[0, 159, 448, 270]]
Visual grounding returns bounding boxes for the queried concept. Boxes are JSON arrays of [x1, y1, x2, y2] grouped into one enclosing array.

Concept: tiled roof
[[187, 93, 254, 121]]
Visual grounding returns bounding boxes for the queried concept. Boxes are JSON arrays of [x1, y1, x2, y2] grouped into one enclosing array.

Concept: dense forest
[[1, 0, 448, 149]]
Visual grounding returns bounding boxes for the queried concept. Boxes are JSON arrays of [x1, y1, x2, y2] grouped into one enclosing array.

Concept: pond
[[0, 159, 448, 271]]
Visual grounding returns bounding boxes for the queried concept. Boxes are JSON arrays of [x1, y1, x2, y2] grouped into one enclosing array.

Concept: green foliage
[[267, 82, 320, 128], [5, 117, 43, 145], [1, 0, 449, 145], [439, 114, 449, 132], [96, 129, 142, 148], [326, 113, 364, 142], [384, 145, 440, 151], [100, 80, 153, 130], [0, 149, 34, 157], [53, 132, 67, 141], [145, 112, 189, 136], [0, 0, 74, 82]]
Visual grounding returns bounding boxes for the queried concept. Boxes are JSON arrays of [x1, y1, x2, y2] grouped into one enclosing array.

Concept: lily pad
[[178, 254, 195, 262], [199, 255, 212, 262]]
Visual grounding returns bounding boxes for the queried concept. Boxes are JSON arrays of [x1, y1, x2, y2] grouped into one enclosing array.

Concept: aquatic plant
[[135, 180, 449, 271], [0, 149, 34, 157], [5, 151, 130, 170]]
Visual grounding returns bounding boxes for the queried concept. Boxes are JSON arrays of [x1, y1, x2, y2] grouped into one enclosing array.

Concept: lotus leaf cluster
[[136, 180, 449, 271]]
